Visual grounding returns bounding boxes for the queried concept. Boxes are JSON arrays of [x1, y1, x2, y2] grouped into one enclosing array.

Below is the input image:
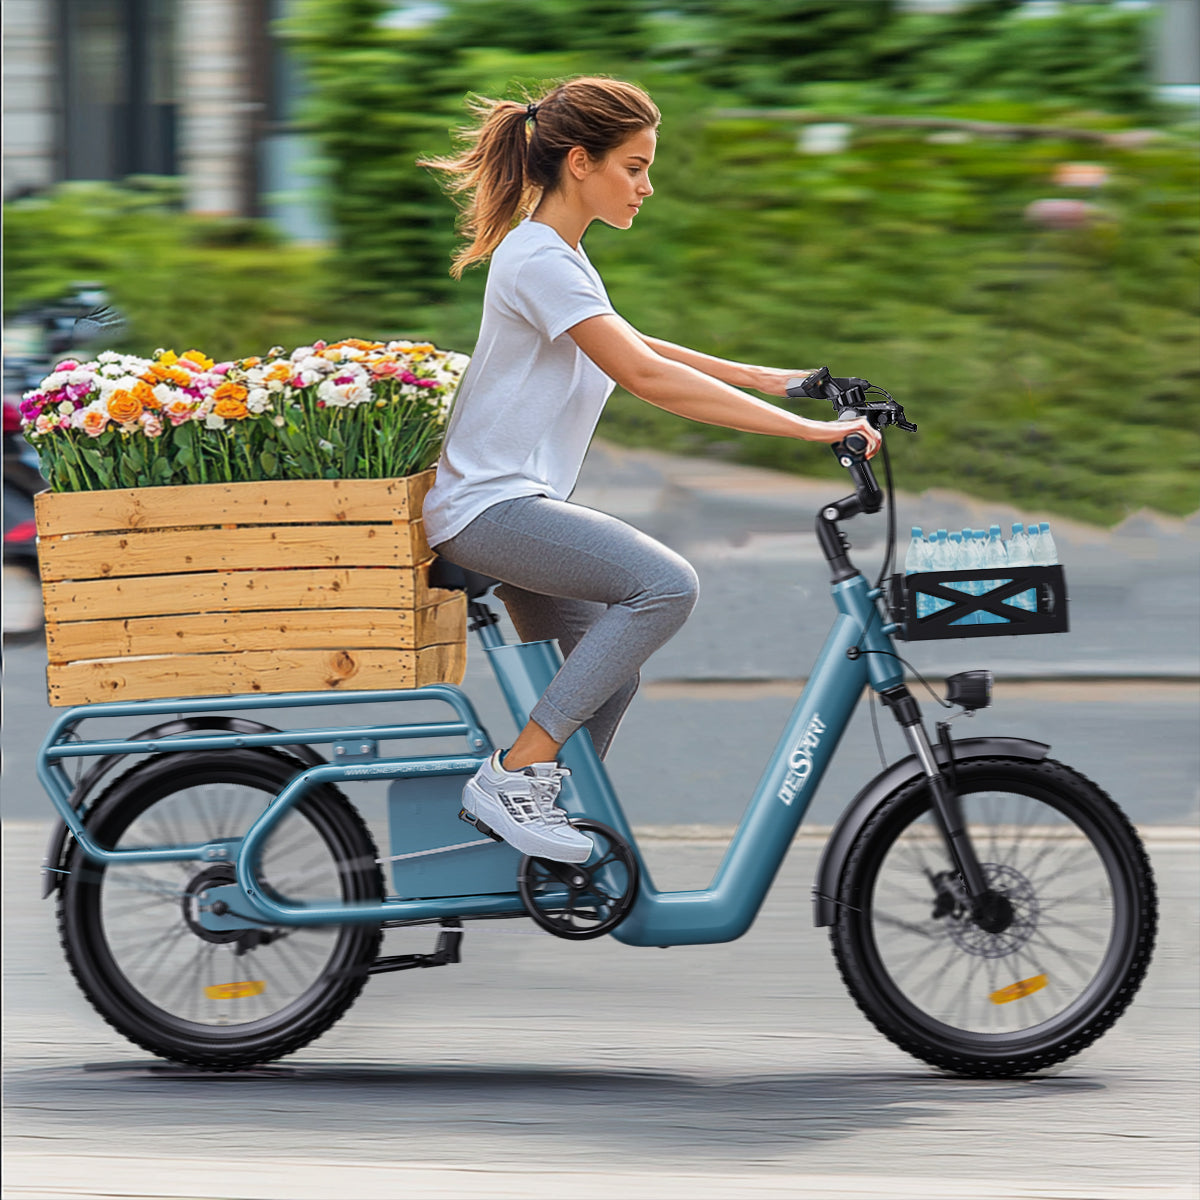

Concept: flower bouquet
[[20, 338, 468, 492], [27, 339, 472, 707]]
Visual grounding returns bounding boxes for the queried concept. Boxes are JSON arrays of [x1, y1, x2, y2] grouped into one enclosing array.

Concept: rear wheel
[[58, 750, 383, 1069], [831, 756, 1155, 1077]]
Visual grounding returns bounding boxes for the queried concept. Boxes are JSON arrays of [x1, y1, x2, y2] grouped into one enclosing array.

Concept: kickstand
[[367, 920, 464, 975]]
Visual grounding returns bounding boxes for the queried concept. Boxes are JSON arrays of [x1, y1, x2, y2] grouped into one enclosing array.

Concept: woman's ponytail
[[419, 97, 538, 279], [421, 77, 660, 278]]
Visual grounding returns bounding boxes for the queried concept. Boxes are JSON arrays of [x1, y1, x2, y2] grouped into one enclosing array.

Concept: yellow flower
[[180, 350, 215, 371]]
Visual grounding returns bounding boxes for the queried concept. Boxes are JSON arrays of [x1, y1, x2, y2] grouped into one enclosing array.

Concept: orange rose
[[241, 356, 262, 368], [214, 396, 249, 420], [82, 409, 110, 437], [142, 363, 192, 387], [107, 388, 144, 425], [213, 381, 249, 404], [265, 362, 292, 383], [132, 380, 160, 410]]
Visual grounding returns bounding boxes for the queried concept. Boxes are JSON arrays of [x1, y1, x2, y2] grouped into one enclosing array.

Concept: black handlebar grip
[[843, 432, 868, 455]]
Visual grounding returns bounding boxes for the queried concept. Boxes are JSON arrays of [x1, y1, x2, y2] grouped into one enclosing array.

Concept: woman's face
[[580, 126, 656, 230]]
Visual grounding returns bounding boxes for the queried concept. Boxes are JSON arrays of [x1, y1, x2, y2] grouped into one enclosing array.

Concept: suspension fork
[[879, 685, 989, 902]]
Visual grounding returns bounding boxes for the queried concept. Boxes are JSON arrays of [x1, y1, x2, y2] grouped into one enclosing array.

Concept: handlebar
[[786, 367, 918, 514]]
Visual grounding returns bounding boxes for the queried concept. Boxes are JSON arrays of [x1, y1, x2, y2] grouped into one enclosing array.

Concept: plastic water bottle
[[1008, 523, 1037, 612], [1035, 521, 1059, 566], [906, 527, 934, 620], [925, 530, 954, 617], [953, 529, 982, 625], [905, 526, 925, 574], [979, 525, 1008, 624]]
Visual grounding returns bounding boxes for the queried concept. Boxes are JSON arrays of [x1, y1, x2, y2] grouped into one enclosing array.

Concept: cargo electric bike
[[38, 372, 1156, 1077]]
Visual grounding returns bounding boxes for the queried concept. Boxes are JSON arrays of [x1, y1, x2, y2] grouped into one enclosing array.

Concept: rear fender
[[41, 717, 325, 897], [812, 736, 1050, 927]]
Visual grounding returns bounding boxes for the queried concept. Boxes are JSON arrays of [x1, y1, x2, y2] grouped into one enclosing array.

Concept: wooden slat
[[38, 522, 432, 582], [40, 566, 451, 622], [46, 642, 467, 707], [33, 472, 435, 535], [45, 596, 466, 662]]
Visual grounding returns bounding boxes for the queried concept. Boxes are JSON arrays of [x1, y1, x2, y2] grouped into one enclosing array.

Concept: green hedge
[[4, 1, 1197, 525]]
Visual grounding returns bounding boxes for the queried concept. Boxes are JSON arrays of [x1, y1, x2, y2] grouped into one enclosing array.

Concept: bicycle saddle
[[428, 556, 499, 600]]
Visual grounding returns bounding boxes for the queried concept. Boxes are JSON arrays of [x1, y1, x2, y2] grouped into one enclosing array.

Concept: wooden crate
[[35, 471, 467, 706]]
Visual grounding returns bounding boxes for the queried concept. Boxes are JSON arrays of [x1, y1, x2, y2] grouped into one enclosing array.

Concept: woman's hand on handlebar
[[808, 416, 882, 459]]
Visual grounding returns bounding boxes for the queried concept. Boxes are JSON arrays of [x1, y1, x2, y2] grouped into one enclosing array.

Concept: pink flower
[[313, 340, 327, 350], [56, 359, 79, 372], [211, 363, 230, 376], [140, 412, 164, 437], [400, 371, 418, 385]]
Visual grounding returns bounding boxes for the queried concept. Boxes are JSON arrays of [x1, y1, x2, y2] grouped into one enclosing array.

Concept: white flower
[[57, 399, 75, 416], [97, 350, 122, 363], [299, 355, 334, 376], [152, 383, 175, 408], [266, 379, 284, 393], [290, 345, 313, 362], [318, 438, 334, 453], [247, 387, 271, 413], [205, 412, 226, 430], [272, 415, 286, 427]]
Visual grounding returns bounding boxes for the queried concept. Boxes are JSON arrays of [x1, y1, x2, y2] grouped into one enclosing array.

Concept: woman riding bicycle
[[421, 76, 880, 864]]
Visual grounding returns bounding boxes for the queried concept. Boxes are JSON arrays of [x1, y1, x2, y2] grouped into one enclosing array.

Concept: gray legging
[[434, 494, 699, 759]]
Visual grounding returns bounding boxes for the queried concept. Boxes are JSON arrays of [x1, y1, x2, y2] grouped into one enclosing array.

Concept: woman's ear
[[565, 145, 594, 182]]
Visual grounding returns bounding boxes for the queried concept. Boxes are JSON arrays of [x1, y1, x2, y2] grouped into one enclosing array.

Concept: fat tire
[[830, 756, 1156, 1077], [58, 749, 383, 1070]]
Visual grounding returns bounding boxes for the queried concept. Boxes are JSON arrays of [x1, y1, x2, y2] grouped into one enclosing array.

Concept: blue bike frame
[[37, 571, 903, 948]]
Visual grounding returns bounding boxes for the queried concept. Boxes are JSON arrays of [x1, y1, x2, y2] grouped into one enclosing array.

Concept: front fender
[[41, 717, 326, 898], [812, 736, 1050, 927]]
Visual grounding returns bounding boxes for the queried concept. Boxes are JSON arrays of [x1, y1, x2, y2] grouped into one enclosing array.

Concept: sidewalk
[[572, 440, 1200, 682]]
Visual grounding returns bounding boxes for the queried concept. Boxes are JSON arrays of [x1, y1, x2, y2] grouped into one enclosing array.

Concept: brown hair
[[420, 76, 660, 278]]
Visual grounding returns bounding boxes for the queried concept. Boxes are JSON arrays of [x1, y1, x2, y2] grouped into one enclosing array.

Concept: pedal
[[459, 808, 504, 843]]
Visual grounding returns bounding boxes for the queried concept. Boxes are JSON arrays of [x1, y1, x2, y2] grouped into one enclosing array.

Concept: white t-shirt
[[422, 219, 617, 547]]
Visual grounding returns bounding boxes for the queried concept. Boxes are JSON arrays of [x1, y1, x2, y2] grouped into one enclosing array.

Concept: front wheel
[[58, 749, 384, 1070], [830, 756, 1155, 1077]]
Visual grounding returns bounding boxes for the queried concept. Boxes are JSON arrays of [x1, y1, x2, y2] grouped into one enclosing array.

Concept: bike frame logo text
[[778, 712, 826, 806]]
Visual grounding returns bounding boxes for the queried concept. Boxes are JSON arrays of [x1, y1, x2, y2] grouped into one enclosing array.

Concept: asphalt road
[[3, 822, 1197, 1199]]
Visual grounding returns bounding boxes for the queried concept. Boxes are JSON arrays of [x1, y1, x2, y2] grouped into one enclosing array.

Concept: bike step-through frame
[[38, 563, 911, 946]]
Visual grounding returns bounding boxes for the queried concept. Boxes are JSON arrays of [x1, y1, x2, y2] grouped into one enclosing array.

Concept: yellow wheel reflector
[[990, 975, 1047, 1005], [205, 980, 266, 1001]]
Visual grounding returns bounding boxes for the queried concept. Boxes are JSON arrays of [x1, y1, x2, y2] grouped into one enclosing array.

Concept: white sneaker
[[461, 751, 593, 864]]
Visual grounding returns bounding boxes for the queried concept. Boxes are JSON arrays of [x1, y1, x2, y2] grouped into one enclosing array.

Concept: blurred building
[[2, 0, 328, 240]]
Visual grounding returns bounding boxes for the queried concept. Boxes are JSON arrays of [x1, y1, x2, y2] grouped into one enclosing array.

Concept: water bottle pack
[[892, 522, 1068, 641]]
